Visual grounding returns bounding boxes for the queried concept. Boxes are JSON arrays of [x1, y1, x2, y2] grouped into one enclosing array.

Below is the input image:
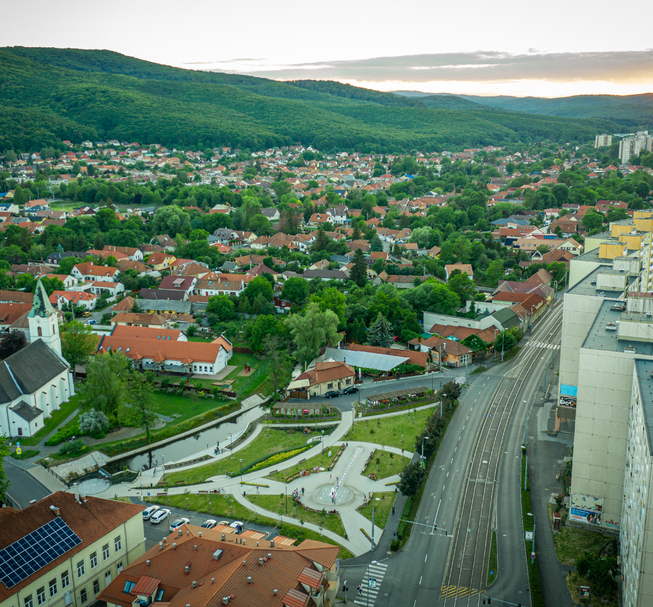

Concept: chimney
[[194, 545, 197, 550], [198, 532, 202, 538], [178, 529, 182, 538], [159, 541, 164, 550], [247, 577, 252, 584], [222, 599, 230, 606], [192, 581, 197, 589], [242, 561, 246, 567], [50, 505, 60, 516], [211, 578, 214, 585], [221, 534, 226, 541], [274, 589, 278, 596], [267, 553, 272, 559], [173, 543, 177, 550], [259, 558, 264, 565], [270, 540, 274, 548]]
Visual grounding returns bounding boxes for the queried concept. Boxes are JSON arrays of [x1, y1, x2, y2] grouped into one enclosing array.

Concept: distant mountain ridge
[[394, 90, 653, 128], [0, 47, 629, 152]]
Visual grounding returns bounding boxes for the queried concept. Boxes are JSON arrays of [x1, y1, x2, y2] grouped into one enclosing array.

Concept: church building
[[0, 280, 74, 437]]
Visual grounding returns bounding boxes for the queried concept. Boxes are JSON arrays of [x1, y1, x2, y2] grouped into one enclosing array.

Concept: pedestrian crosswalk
[[354, 561, 388, 606], [526, 340, 560, 350]]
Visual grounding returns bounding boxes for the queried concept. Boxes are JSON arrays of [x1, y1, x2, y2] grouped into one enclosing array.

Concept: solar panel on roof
[[0, 517, 81, 589]]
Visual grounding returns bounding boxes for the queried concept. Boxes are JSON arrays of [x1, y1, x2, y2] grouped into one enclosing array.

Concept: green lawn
[[19, 396, 80, 446], [165, 428, 325, 485], [363, 450, 410, 480], [344, 408, 433, 451], [249, 494, 346, 537], [149, 391, 221, 424], [358, 492, 395, 530], [487, 530, 498, 585], [150, 493, 353, 559], [267, 451, 333, 483]]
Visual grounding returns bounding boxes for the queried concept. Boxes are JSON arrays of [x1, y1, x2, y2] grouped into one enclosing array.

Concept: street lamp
[[440, 393, 447, 418], [161, 455, 165, 483], [321, 430, 325, 454], [285, 486, 288, 514], [527, 512, 536, 564], [230, 433, 233, 458], [239, 458, 243, 485], [421, 436, 429, 468], [366, 560, 378, 607]]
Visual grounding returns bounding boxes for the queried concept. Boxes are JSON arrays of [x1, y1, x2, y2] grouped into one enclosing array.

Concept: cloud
[[211, 50, 653, 85]]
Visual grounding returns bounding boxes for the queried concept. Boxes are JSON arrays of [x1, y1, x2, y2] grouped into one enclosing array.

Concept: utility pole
[[371, 504, 375, 550]]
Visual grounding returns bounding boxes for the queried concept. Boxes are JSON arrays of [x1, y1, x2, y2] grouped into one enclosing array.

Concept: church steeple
[[28, 279, 61, 355]]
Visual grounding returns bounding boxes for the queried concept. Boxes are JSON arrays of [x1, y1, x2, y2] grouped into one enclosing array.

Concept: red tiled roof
[[131, 575, 162, 596]]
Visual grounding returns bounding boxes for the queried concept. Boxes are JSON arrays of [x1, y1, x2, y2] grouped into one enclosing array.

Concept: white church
[[0, 280, 75, 437]]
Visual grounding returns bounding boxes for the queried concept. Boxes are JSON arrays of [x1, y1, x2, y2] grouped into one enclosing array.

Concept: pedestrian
[[392, 506, 396, 515], [336, 477, 339, 484], [302, 487, 304, 495], [330, 474, 332, 479]]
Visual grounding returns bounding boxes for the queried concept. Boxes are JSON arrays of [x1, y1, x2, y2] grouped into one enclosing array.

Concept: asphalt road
[[339, 370, 503, 607], [340, 304, 563, 607], [4, 459, 52, 508]]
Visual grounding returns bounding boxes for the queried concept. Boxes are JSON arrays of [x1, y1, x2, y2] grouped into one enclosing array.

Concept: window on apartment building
[[328, 383, 333, 389], [80, 589, 87, 604], [24, 595, 33, 607], [37, 587, 45, 605], [49, 579, 58, 597], [90, 552, 97, 569], [102, 543, 110, 560], [77, 560, 85, 578], [93, 580, 100, 594], [61, 571, 70, 588], [114, 536, 122, 552], [116, 562, 123, 574]]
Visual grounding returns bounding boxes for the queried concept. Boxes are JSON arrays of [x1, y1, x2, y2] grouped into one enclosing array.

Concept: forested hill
[[456, 94, 653, 129], [0, 47, 620, 153]]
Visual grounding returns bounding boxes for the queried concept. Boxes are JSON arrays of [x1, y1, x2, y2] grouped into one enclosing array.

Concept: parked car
[[89, 320, 96, 325], [142, 505, 160, 521], [324, 390, 341, 399], [150, 509, 171, 524], [169, 517, 190, 532], [201, 519, 217, 529], [342, 386, 358, 395], [230, 521, 244, 533]]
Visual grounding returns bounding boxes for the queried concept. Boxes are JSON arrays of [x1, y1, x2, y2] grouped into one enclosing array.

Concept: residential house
[[0, 303, 32, 331], [71, 262, 120, 283], [87, 281, 125, 301], [110, 313, 170, 329], [153, 275, 197, 300], [134, 299, 192, 318], [0, 492, 146, 607], [346, 344, 428, 368], [290, 361, 356, 397], [408, 335, 472, 368], [146, 252, 176, 271], [102, 245, 144, 261], [444, 263, 474, 281], [49, 291, 97, 311]]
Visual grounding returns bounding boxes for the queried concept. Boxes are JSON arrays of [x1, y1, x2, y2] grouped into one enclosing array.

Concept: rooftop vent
[[267, 553, 272, 559], [194, 545, 197, 550], [625, 346, 637, 353], [222, 598, 230, 606], [146, 560, 150, 566], [192, 581, 197, 589], [50, 505, 60, 516], [247, 577, 252, 584], [173, 543, 177, 550], [242, 560, 246, 567], [270, 540, 274, 548], [159, 541, 164, 550], [274, 589, 278, 596], [177, 529, 182, 538], [212, 549, 223, 561], [259, 558, 264, 565], [198, 532, 202, 538], [185, 564, 191, 574], [606, 322, 617, 331], [221, 534, 226, 541], [211, 578, 214, 585]]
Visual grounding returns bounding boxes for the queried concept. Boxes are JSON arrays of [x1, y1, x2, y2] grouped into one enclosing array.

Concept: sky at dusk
[[4, 0, 653, 97]]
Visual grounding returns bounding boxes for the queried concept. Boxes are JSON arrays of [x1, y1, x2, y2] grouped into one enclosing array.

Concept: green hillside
[[458, 94, 653, 128], [0, 47, 621, 152]]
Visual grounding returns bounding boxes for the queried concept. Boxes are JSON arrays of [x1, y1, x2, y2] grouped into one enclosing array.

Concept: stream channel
[[105, 406, 265, 473]]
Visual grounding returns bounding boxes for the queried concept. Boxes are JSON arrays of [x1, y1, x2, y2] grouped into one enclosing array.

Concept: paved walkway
[[30, 404, 428, 556]]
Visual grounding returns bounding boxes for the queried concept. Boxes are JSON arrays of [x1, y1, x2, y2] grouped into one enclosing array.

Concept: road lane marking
[[419, 576, 422, 585], [424, 554, 428, 562], [441, 585, 482, 598]]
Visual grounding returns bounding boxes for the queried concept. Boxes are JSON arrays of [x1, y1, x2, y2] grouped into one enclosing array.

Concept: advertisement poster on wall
[[570, 508, 602, 526], [580, 586, 590, 599]]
